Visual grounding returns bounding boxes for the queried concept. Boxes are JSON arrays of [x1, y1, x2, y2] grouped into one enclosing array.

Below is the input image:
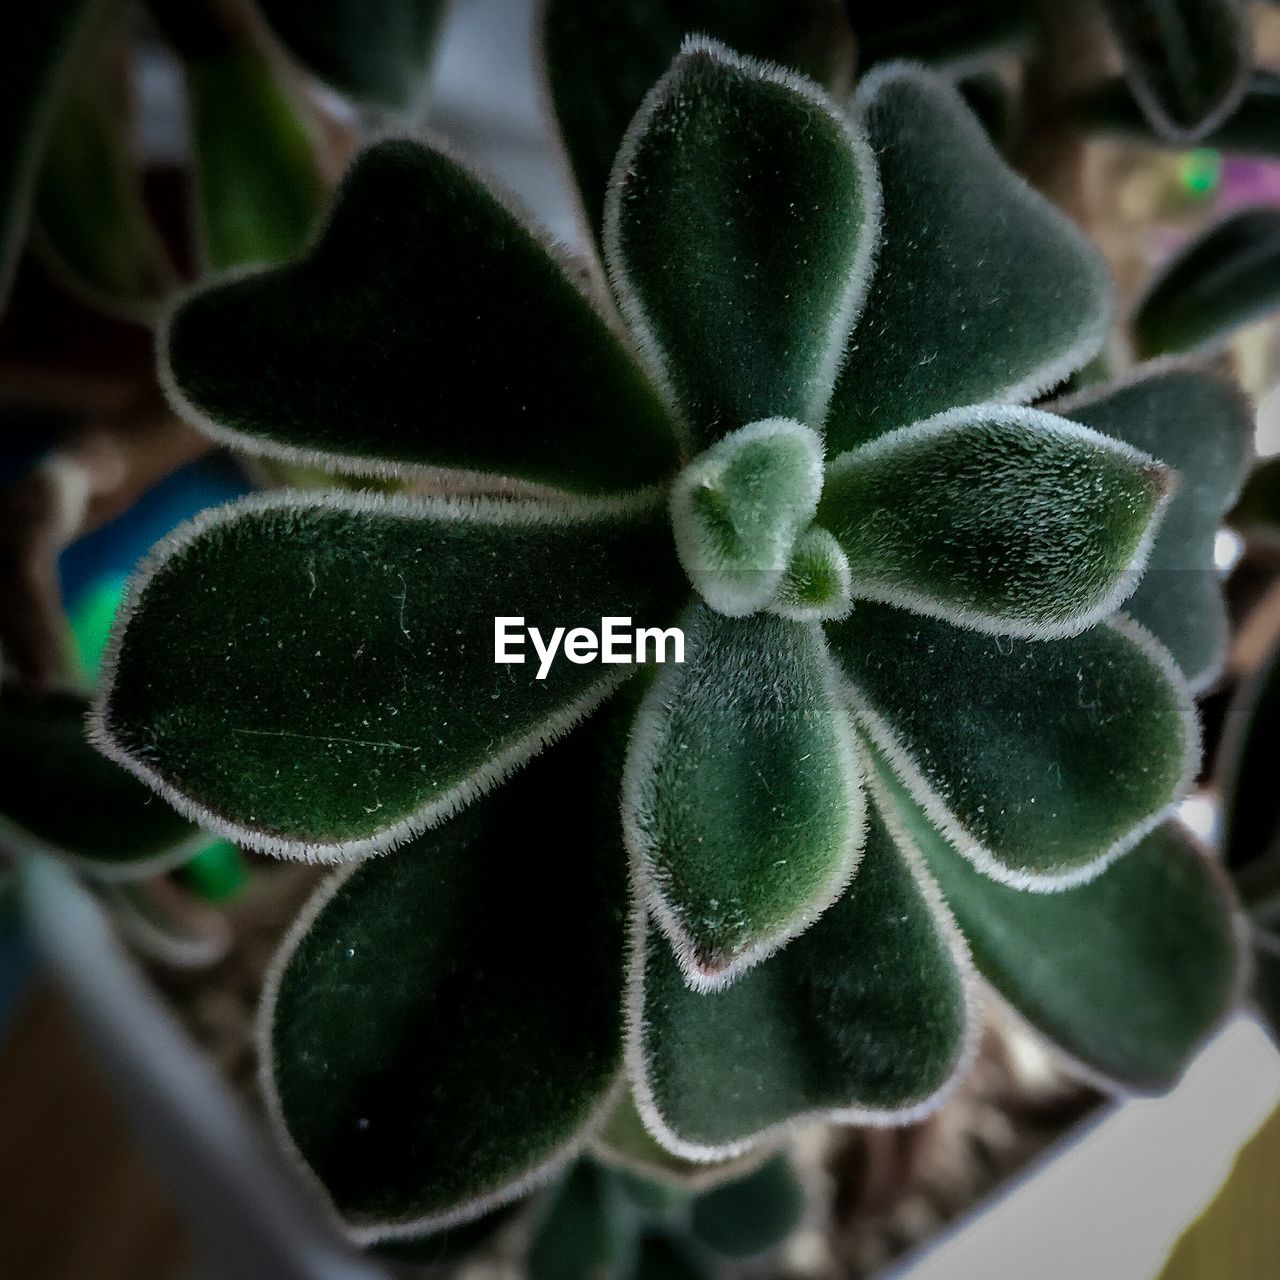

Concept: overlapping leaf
[[827, 66, 1109, 450], [624, 607, 863, 988], [263, 717, 630, 1238], [830, 604, 1196, 885], [96, 493, 683, 858], [821, 406, 1172, 638], [163, 139, 678, 494], [1054, 365, 1252, 688]]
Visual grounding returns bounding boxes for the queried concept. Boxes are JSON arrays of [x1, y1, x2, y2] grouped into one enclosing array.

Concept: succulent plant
[[92, 38, 1244, 1245]]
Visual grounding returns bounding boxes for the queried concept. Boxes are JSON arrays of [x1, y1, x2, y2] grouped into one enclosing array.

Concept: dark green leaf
[[186, 45, 327, 271], [0, 0, 100, 309], [605, 40, 878, 448], [1133, 209, 1280, 358], [594, 1092, 767, 1190], [1098, 0, 1250, 141], [634, 1235, 715, 1280], [821, 406, 1172, 639], [631, 802, 972, 1158], [542, 0, 853, 239], [1231, 454, 1280, 538], [875, 756, 1241, 1089], [669, 419, 824, 617], [0, 686, 201, 879], [33, 29, 175, 319], [263, 719, 630, 1237], [829, 603, 1197, 885], [1074, 70, 1280, 155], [97, 492, 682, 858], [529, 1163, 636, 1280], [689, 1154, 804, 1258], [163, 138, 678, 494], [845, 0, 1038, 72], [370, 1200, 521, 1267], [827, 66, 1109, 450], [1054, 365, 1252, 689], [256, 0, 449, 110], [624, 608, 864, 989]]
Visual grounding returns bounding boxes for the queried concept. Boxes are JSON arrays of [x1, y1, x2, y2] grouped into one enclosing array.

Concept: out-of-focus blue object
[[59, 454, 250, 614]]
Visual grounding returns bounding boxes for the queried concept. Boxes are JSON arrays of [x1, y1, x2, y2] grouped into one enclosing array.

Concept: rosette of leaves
[[95, 41, 1244, 1245]]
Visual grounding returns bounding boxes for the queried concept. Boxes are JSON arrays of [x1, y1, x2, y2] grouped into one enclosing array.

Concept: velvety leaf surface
[[1056, 366, 1251, 689], [542, 0, 852, 239], [827, 68, 1108, 451], [370, 1201, 521, 1267], [773, 526, 851, 621], [689, 1154, 804, 1258], [877, 758, 1239, 1088], [529, 1163, 634, 1280], [669, 419, 824, 617], [1098, 0, 1249, 140], [164, 139, 678, 494], [1133, 210, 1280, 358], [821, 406, 1170, 639], [844, 0, 1037, 71], [264, 720, 630, 1234], [0, 0, 99, 308], [1075, 71, 1280, 155], [633, 803, 970, 1156], [34, 32, 174, 318], [829, 604, 1195, 884], [624, 607, 864, 989], [99, 493, 682, 857], [186, 46, 326, 271], [605, 41, 876, 448], [595, 1093, 764, 1190], [256, 0, 449, 109], [0, 686, 199, 877]]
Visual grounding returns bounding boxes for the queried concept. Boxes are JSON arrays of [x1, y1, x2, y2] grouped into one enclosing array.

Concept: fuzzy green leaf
[[186, 46, 327, 272], [624, 608, 864, 989], [845, 0, 1038, 71], [33, 30, 175, 320], [163, 139, 678, 494], [876, 756, 1239, 1088], [773, 526, 851, 621], [631, 803, 971, 1158], [1055, 366, 1252, 689], [830, 604, 1196, 885], [0, 686, 201, 879], [264, 720, 629, 1237], [605, 40, 878, 448], [1075, 71, 1280, 154], [595, 1093, 765, 1190], [0, 0, 100, 309], [529, 1163, 635, 1280], [542, 0, 852, 240], [1098, 0, 1250, 141], [669, 419, 824, 617], [256, 0, 449, 110], [370, 1201, 522, 1268], [689, 1154, 804, 1258], [97, 492, 682, 859], [1133, 210, 1280, 358], [827, 67, 1108, 451], [821, 406, 1172, 639]]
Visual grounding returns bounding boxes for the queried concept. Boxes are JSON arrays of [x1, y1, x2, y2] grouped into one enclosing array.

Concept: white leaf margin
[[255, 858, 626, 1245], [88, 486, 667, 864], [624, 774, 982, 1163]]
